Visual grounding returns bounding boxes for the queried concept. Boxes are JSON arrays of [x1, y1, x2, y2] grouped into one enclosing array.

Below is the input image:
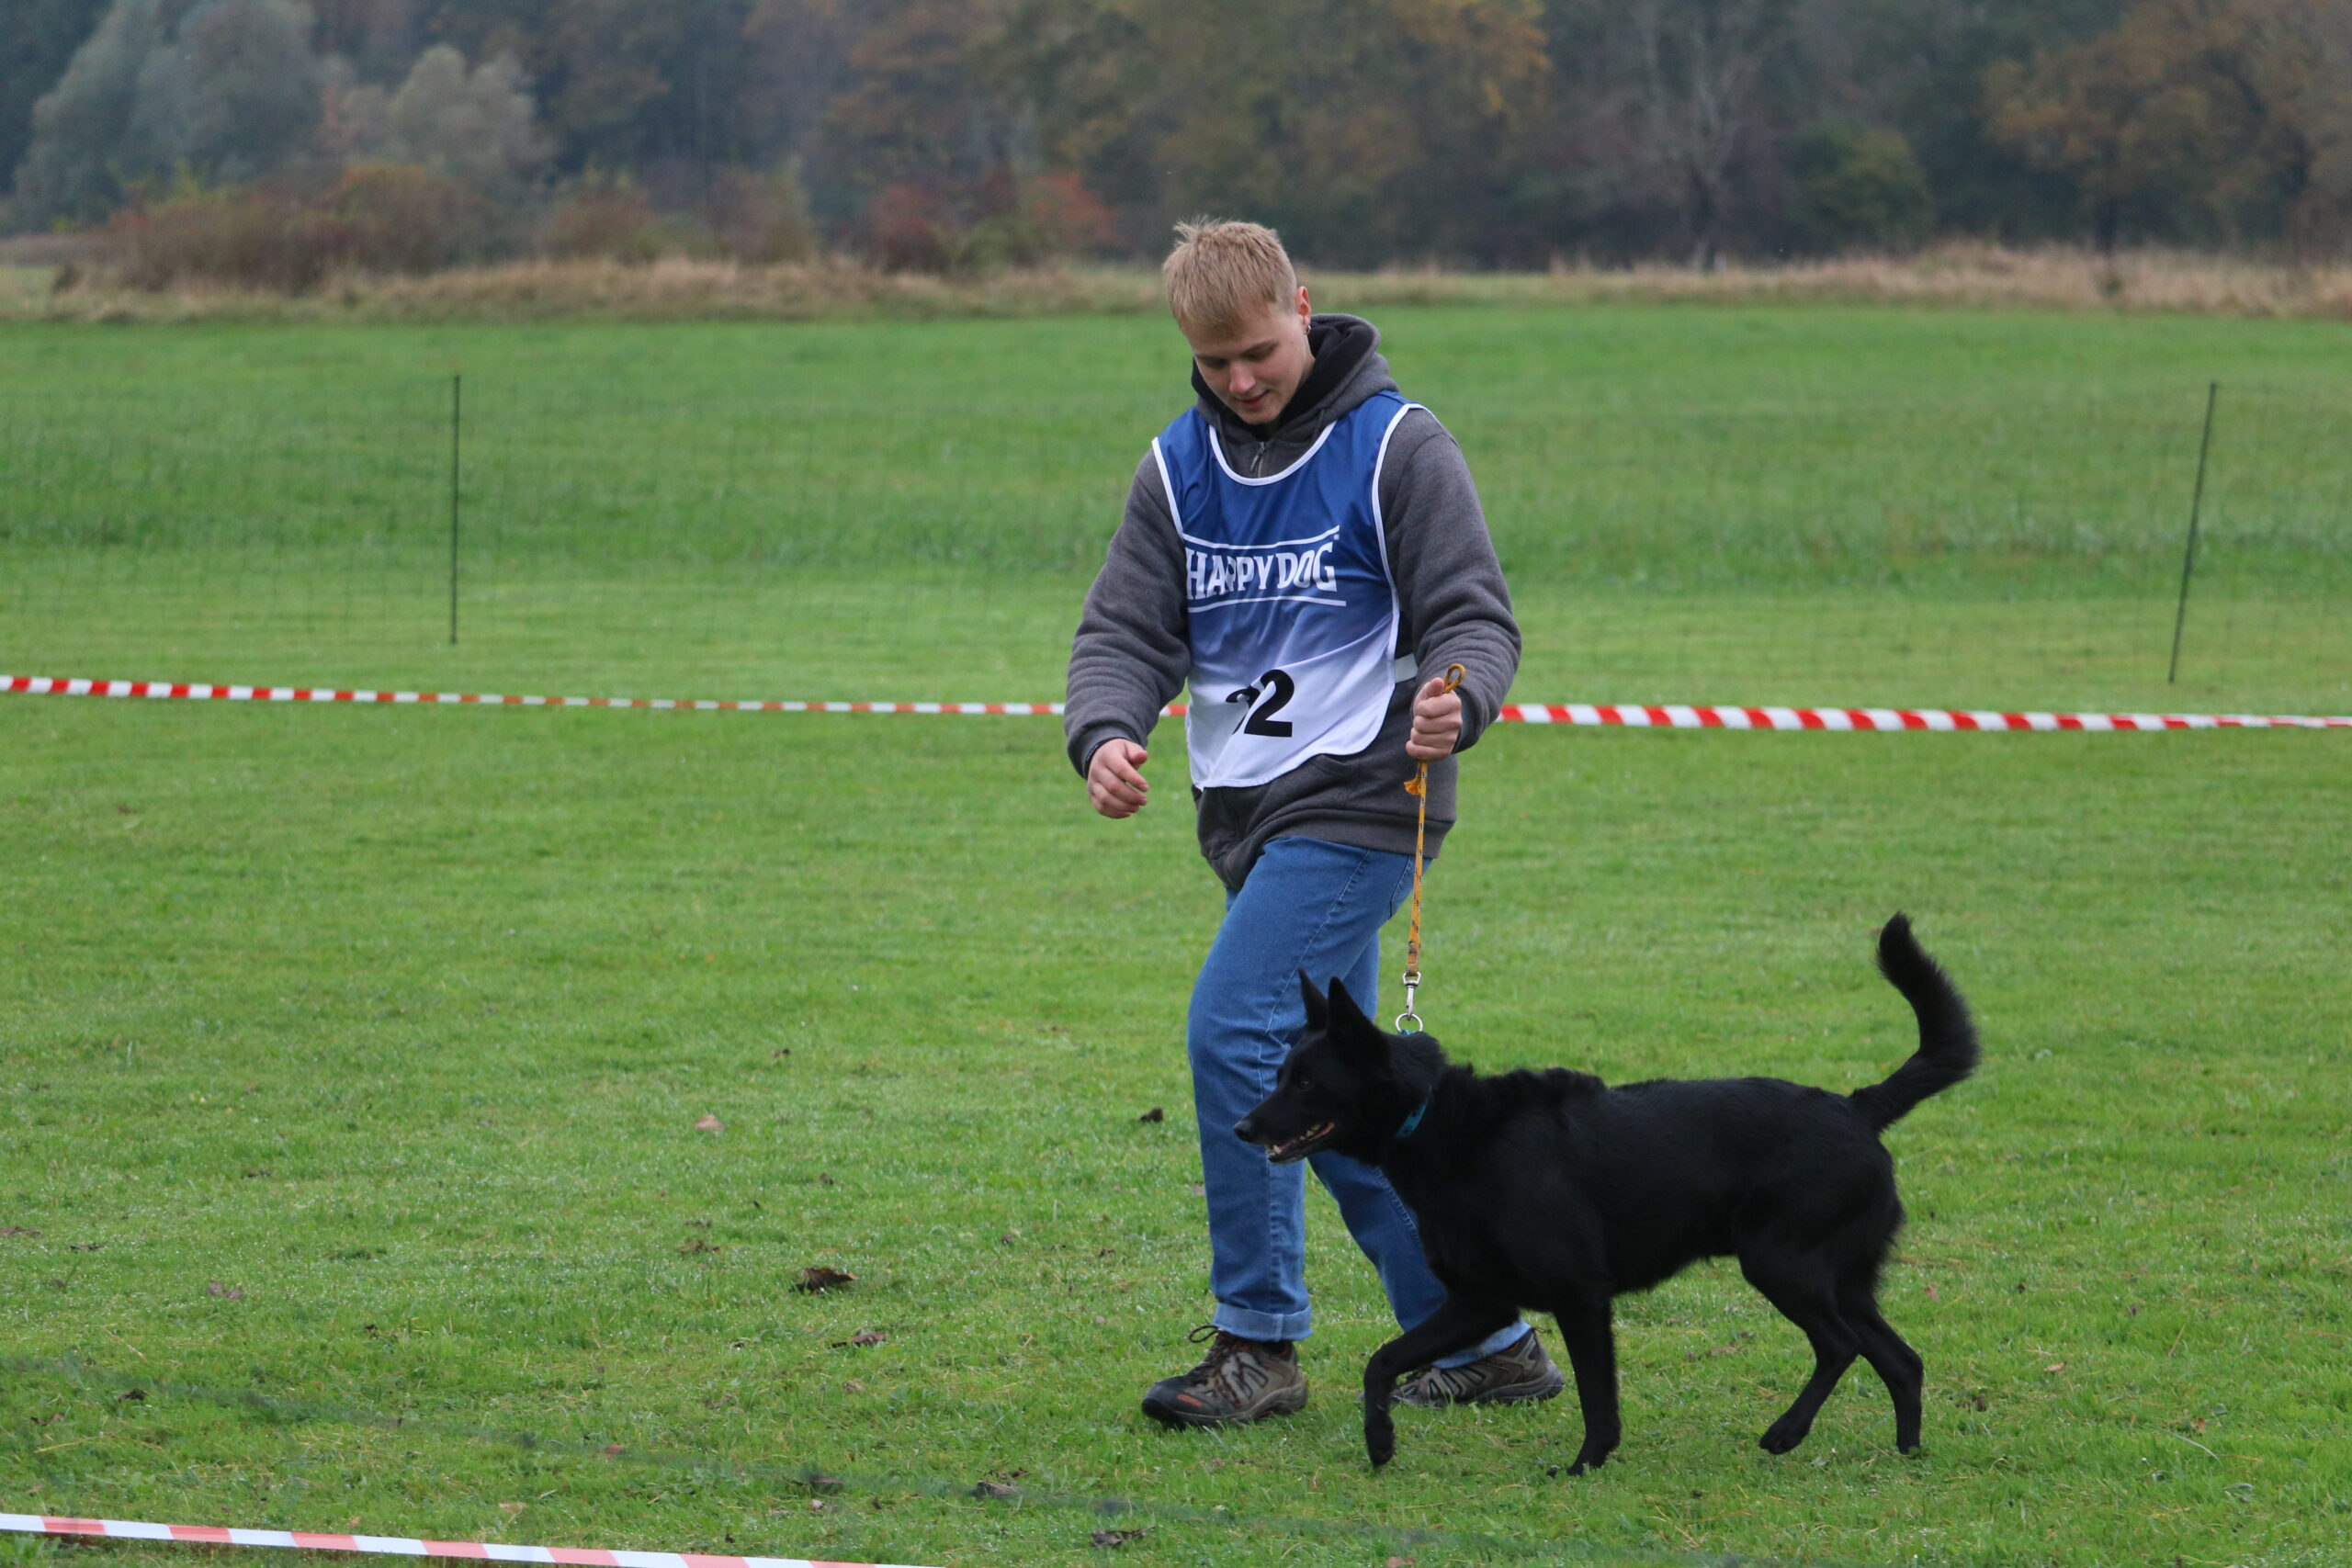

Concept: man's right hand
[[1087, 739, 1151, 818]]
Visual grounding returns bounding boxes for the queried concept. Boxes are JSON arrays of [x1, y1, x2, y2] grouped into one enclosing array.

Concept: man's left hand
[[1406, 676, 1463, 761]]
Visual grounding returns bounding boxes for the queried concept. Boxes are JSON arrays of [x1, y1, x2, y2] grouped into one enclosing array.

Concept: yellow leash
[[1395, 663, 1464, 1033]]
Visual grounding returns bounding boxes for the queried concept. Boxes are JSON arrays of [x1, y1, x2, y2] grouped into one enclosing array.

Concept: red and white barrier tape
[[5, 675, 2347, 731], [1, 1513, 928, 1568], [1492, 701, 2352, 731], [0, 675, 1058, 716]]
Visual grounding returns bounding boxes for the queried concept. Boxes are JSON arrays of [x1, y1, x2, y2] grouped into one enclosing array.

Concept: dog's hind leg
[[1548, 1294, 1621, 1474], [1740, 1251, 1860, 1455], [1362, 1293, 1517, 1470], [1838, 1280, 1925, 1453]]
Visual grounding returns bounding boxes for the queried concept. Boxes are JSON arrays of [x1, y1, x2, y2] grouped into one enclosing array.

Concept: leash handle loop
[[1396, 664, 1464, 1033]]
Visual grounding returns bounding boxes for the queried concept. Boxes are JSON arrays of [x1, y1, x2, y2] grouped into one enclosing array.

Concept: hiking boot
[[1141, 1325, 1308, 1428], [1393, 1328, 1566, 1408]]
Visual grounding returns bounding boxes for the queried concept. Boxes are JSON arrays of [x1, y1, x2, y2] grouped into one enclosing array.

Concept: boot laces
[[1407, 1359, 1486, 1401], [1182, 1325, 1278, 1401]]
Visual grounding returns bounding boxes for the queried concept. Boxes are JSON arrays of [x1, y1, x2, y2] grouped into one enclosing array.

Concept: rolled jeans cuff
[[1211, 1303, 1315, 1344]]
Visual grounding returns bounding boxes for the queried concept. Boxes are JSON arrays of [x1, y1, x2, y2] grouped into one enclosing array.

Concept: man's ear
[[1298, 970, 1329, 1030]]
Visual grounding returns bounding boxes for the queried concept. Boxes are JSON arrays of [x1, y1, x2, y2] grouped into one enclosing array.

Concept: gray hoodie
[[1064, 313, 1520, 889]]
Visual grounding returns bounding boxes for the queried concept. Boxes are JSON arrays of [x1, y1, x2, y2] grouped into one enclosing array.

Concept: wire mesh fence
[[2, 338, 2344, 716]]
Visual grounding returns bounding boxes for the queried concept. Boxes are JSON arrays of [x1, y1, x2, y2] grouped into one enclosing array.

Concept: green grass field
[[3, 305, 2349, 711], [4, 305, 2349, 1568]]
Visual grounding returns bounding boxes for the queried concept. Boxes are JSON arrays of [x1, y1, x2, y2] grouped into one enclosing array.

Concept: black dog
[[1235, 914, 1977, 1473]]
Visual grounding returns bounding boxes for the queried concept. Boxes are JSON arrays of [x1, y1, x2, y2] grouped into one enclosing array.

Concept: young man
[[1065, 220, 1560, 1427]]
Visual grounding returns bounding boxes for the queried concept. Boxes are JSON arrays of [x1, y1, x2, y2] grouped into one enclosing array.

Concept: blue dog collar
[[1393, 1100, 1430, 1143]]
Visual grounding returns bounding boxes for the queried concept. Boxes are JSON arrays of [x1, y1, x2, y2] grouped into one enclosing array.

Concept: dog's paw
[[1758, 1417, 1809, 1454], [1364, 1417, 1396, 1469]]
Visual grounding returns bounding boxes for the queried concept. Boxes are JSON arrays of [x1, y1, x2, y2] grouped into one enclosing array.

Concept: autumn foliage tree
[[324, 43, 548, 201], [6, 0, 2347, 264], [129, 0, 323, 186], [994, 0, 1551, 265], [1987, 0, 2352, 253]]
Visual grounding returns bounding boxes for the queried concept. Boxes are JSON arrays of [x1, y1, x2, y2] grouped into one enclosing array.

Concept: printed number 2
[[1226, 668, 1295, 738]]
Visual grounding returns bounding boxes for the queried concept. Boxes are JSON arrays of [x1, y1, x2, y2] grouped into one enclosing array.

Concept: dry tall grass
[[5, 243, 2351, 323], [0, 254, 1157, 323], [1469, 243, 2352, 317]]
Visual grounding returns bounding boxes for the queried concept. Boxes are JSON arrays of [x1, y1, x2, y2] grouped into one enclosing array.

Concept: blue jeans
[[1189, 835, 1529, 1366]]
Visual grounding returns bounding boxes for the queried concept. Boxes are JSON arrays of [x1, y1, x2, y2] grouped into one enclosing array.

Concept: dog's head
[[1233, 973, 1426, 1166]]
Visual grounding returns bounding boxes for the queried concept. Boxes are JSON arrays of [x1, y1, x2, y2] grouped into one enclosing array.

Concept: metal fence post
[[449, 374, 462, 646], [2167, 380, 2219, 684]]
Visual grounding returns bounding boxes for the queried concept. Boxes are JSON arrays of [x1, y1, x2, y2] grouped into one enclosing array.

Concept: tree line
[[6, 0, 2348, 270]]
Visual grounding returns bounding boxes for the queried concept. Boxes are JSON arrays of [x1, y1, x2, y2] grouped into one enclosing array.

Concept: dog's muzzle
[[1258, 1121, 1337, 1164]]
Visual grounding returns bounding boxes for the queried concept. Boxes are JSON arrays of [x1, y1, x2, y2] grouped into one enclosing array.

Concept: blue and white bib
[[1153, 389, 1421, 789]]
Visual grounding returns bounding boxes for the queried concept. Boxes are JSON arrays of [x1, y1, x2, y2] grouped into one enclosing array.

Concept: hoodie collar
[[1191, 313, 1384, 451]]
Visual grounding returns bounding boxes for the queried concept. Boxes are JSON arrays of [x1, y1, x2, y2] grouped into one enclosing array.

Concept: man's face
[[1182, 285, 1314, 428]]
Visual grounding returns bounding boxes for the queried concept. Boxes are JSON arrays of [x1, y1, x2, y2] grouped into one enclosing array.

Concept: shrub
[[1003, 173, 1118, 261], [324, 164, 503, 274], [864, 181, 960, 273], [107, 184, 346, 291], [865, 173, 1119, 275], [1794, 124, 1935, 254], [543, 175, 665, 264], [707, 165, 817, 265], [99, 164, 511, 290]]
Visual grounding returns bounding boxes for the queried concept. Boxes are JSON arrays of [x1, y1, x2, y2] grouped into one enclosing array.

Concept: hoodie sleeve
[[1064, 451, 1192, 777], [1379, 410, 1521, 750]]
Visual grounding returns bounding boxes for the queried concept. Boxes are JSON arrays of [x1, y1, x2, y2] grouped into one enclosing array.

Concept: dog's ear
[[1298, 970, 1329, 1030], [1325, 977, 1383, 1051]]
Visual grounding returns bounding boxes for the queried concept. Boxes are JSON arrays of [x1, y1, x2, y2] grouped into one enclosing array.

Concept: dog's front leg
[[1550, 1295, 1621, 1474], [1361, 1293, 1516, 1469]]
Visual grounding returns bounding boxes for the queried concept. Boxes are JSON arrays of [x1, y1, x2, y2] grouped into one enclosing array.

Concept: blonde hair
[[1162, 219, 1298, 336]]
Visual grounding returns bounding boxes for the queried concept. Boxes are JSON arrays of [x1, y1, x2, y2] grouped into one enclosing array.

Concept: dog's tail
[[1849, 914, 1979, 1132]]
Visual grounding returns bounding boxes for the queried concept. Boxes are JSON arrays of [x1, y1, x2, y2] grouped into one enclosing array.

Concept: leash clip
[[1396, 663, 1463, 1036]]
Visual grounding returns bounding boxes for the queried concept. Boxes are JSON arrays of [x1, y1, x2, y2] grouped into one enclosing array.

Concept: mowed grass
[[4, 701, 2348, 1568], [3, 306, 2351, 1567], [2, 304, 2350, 713]]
